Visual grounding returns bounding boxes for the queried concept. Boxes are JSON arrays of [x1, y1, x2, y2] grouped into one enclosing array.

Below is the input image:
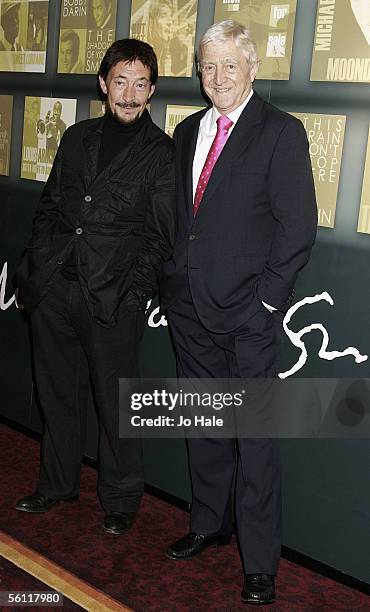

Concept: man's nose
[[123, 83, 136, 100], [213, 65, 226, 84]]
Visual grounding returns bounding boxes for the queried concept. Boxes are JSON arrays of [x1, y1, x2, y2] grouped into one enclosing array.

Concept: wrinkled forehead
[[199, 39, 248, 63], [108, 59, 150, 77]]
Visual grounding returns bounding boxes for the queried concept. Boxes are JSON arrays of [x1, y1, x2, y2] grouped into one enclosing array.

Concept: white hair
[[198, 20, 259, 69]]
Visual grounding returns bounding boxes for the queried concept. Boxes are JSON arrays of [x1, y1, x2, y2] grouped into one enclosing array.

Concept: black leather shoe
[[166, 531, 232, 560], [15, 492, 78, 513], [103, 511, 136, 534], [241, 574, 276, 605]]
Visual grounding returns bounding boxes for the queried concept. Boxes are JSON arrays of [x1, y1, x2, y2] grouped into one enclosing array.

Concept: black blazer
[[160, 93, 317, 333], [17, 111, 176, 326]]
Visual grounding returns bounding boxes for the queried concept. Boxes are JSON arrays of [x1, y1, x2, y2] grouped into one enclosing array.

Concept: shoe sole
[[166, 535, 232, 560]]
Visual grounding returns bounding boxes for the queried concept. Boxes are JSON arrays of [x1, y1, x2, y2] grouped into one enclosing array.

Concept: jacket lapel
[[195, 93, 265, 220], [82, 116, 104, 187]]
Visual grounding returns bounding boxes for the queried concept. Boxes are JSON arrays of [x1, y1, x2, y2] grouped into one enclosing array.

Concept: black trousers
[[30, 273, 145, 512], [167, 283, 282, 575]]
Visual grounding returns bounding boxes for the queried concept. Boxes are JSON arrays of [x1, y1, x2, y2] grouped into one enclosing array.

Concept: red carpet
[[0, 424, 368, 611]]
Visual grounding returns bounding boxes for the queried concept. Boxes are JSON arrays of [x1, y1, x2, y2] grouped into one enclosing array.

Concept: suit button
[[189, 234, 197, 241], [56, 259, 63, 265], [84, 195, 92, 202], [76, 227, 83, 235]]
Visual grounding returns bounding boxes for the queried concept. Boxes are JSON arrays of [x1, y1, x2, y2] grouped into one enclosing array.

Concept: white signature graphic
[[279, 291, 368, 379], [0, 262, 16, 310], [145, 299, 168, 328], [2, 263, 368, 378]]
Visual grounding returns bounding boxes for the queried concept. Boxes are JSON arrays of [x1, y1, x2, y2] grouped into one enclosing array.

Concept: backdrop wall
[[0, 0, 369, 584]]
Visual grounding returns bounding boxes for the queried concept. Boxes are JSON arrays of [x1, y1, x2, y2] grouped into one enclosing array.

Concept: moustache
[[116, 102, 141, 109]]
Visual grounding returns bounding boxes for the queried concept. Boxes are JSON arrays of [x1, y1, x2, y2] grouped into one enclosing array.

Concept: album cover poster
[[0, 0, 48, 72], [58, 0, 117, 75], [357, 127, 370, 234], [165, 104, 204, 137], [291, 112, 346, 229], [130, 0, 198, 77], [89, 99, 106, 118], [311, 0, 370, 83], [0, 94, 13, 175], [214, 0, 297, 80], [21, 96, 76, 182]]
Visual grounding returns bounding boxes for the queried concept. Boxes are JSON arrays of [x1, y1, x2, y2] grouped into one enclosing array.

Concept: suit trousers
[[30, 272, 145, 512], [167, 282, 282, 574]]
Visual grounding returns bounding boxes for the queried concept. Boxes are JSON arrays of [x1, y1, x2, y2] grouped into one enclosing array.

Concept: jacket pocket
[[107, 180, 143, 208]]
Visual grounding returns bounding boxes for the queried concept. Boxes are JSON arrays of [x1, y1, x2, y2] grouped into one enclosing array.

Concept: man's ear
[[148, 84, 155, 101], [99, 75, 108, 95], [250, 60, 260, 83]]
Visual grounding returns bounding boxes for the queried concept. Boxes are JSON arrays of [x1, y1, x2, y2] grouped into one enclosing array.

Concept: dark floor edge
[[1, 415, 369, 597]]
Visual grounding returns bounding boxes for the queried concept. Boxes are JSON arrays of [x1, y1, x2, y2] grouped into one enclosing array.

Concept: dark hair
[[60, 30, 80, 53], [98, 38, 158, 94]]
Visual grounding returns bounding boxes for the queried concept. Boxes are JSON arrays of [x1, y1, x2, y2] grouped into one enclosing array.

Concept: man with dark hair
[[92, 0, 112, 29], [15, 39, 176, 535], [59, 30, 83, 73], [0, 2, 24, 51]]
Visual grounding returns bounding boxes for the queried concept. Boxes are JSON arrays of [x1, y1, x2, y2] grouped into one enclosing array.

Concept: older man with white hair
[[161, 20, 317, 605]]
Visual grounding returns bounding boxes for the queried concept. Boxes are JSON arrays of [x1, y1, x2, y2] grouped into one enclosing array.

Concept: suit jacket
[[160, 92, 317, 333], [17, 111, 176, 326]]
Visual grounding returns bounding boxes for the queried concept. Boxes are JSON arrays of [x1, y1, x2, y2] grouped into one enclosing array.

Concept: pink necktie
[[193, 115, 233, 216]]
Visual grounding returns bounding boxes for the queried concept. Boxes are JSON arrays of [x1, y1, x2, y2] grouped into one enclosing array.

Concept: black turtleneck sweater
[[97, 108, 148, 173], [61, 110, 148, 280]]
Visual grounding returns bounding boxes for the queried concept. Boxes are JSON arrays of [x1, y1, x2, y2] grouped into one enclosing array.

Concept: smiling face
[[60, 39, 78, 72], [99, 60, 155, 125], [93, 0, 109, 28], [199, 39, 257, 115]]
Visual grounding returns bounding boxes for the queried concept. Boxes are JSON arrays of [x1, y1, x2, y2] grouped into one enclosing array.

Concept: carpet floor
[[0, 424, 368, 611]]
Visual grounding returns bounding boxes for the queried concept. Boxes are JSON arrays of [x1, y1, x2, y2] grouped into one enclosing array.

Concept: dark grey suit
[[161, 92, 317, 573]]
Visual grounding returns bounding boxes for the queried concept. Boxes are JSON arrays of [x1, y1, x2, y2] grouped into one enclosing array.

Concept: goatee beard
[[115, 113, 140, 126], [112, 102, 142, 125]]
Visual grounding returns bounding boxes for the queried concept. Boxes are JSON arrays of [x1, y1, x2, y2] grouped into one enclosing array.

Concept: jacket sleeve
[[257, 118, 317, 311], [15, 134, 66, 306], [122, 144, 176, 310], [28, 134, 65, 248]]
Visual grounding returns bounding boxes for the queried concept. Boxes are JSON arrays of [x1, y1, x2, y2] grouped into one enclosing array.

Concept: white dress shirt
[[192, 90, 254, 200], [191, 90, 276, 312]]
